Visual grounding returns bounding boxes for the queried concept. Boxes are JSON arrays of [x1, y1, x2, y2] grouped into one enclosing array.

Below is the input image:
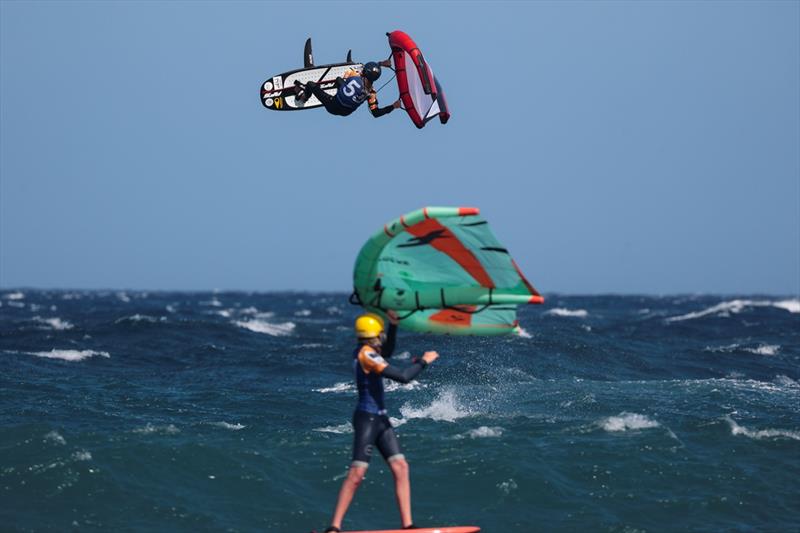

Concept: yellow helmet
[[355, 313, 385, 339]]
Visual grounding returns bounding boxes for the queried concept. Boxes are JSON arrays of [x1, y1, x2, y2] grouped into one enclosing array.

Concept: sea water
[[1, 291, 798, 532]]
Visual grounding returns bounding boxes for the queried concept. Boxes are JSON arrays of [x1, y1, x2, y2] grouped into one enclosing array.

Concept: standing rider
[[323, 313, 439, 532], [296, 60, 400, 118]]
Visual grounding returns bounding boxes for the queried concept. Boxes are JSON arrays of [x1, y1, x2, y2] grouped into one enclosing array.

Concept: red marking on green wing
[[512, 259, 543, 302], [406, 219, 495, 288], [429, 307, 475, 326]]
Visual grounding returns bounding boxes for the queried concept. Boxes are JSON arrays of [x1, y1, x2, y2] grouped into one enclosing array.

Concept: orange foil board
[[342, 528, 479, 533]]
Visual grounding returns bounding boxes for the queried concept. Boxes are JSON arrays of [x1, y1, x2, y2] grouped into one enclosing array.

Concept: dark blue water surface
[[1, 290, 798, 532]]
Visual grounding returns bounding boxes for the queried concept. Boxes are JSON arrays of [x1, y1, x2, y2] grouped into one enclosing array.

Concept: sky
[[1, 1, 798, 295]]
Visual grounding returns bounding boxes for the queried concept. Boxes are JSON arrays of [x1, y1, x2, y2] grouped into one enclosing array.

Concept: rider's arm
[[382, 323, 397, 358], [381, 359, 427, 384], [368, 91, 394, 118]]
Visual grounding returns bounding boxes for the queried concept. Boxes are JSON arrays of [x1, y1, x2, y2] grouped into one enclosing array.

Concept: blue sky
[[1, 1, 798, 294]]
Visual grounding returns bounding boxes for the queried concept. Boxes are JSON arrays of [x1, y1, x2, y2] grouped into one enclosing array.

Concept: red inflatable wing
[[387, 30, 450, 129]]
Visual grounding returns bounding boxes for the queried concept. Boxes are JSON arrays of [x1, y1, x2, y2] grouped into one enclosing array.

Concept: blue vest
[[335, 76, 368, 111], [353, 346, 386, 415]]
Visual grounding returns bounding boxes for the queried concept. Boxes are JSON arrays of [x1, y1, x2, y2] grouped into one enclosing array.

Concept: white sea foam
[[165, 305, 177, 313], [5, 291, 25, 300], [115, 314, 161, 324], [30, 349, 110, 362], [705, 343, 780, 356], [44, 431, 66, 445], [216, 309, 232, 318], [294, 309, 312, 317], [116, 292, 131, 303], [773, 299, 800, 313], [600, 413, 660, 432], [234, 319, 295, 336], [385, 380, 426, 392], [202, 297, 223, 307], [326, 306, 343, 315], [397, 390, 473, 423], [667, 299, 800, 322], [314, 382, 354, 394], [314, 423, 353, 434], [7, 301, 25, 308], [455, 426, 504, 439], [545, 308, 588, 318], [72, 451, 92, 461], [497, 479, 518, 494], [774, 375, 799, 388], [33, 316, 74, 330], [133, 424, 180, 435], [213, 421, 246, 431], [725, 416, 800, 441]]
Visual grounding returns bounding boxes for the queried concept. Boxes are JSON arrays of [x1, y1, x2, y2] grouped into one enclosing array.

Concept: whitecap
[[456, 426, 504, 439], [72, 451, 92, 461], [114, 314, 159, 324], [545, 308, 588, 318], [294, 309, 312, 317], [4, 291, 25, 300], [33, 317, 74, 330], [497, 479, 518, 494], [212, 421, 245, 431], [773, 299, 800, 313], [385, 380, 425, 392], [133, 424, 180, 435], [314, 382, 354, 394], [313, 423, 353, 434], [234, 319, 295, 336], [705, 343, 780, 356], [600, 412, 660, 432], [116, 292, 131, 303], [725, 416, 800, 441], [667, 299, 799, 322], [44, 431, 66, 445], [30, 350, 110, 362]]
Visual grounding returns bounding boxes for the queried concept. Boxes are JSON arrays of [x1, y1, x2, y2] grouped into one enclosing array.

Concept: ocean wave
[[116, 292, 131, 303], [545, 308, 588, 318], [666, 298, 800, 322], [314, 382, 354, 394], [72, 451, 92, 461], [44, 431, 66, 445], [32, 316, 74, 330], [114, 314, 163, 324], [133, 424, 180, 435], [234, 319, 295, 336], [497, 478, 518, 494], [454, 426, 504, 439], [704, 343, 780, 356], [211, 421, 246, 431], [313, 423, 352, 434], [294, 309, 312, 317], [4, 291, 25, 300], [725, 416, 800, 442], [30, 349, 110, 362], [600, 412, 660, 432]]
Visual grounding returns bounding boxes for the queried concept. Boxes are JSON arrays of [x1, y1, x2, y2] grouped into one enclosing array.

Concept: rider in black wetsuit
[[297, 61, 400, 118], [324, 313, 439, 533]]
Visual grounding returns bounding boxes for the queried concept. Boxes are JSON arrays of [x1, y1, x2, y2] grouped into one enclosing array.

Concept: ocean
[[1, 290, 798, 532]]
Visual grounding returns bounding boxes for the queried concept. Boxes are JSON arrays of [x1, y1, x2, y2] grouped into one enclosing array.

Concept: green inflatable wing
[[352, 207, 544, 335]]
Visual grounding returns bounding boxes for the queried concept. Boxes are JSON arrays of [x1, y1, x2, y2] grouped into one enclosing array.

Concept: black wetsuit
[[350, 325, 427, 467], [306, 75, 395, 118]]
